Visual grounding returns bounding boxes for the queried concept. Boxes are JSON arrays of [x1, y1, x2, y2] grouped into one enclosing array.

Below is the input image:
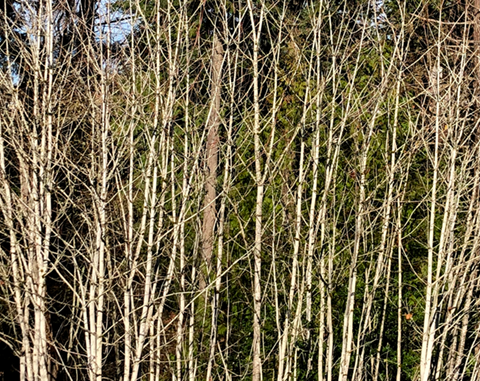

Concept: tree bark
[[201, 33, 224, 292]]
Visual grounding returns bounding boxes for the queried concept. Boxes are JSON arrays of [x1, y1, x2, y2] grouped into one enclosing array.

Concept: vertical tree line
[[2, 0, 480, 380]]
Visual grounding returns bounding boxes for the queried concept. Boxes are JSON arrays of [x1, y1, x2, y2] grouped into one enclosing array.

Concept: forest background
[[1, 0, 480, 380]]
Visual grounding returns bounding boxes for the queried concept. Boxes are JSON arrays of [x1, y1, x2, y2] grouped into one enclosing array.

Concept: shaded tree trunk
[[201, 32, 224, 292]]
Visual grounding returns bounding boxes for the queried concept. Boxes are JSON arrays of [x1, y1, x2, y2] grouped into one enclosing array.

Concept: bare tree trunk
[[0, 0, 56, 378], [396, 199, 403, 381], [201, 32, 224, 292], [206, 92, 232, 381], [421, 31, 443, 379], [247, 1, 265, 380], [338, 24, 370, 381]]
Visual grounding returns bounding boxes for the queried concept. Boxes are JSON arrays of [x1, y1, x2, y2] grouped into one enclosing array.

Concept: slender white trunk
[[246, 2, 265, 380], [396, 199, 403, 381], [338, 27, 371, 381], [420, 57, 442, 381]]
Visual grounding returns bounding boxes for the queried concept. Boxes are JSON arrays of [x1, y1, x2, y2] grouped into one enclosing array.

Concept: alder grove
[[1, 0, 480, 380]]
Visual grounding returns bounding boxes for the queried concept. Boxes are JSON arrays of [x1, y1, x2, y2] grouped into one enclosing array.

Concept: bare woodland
[[1, 0, 480, 380]]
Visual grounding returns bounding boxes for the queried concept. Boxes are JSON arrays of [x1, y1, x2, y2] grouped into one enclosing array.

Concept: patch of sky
[[96, 0, 139, 44], [5, 0, 138, 86]]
